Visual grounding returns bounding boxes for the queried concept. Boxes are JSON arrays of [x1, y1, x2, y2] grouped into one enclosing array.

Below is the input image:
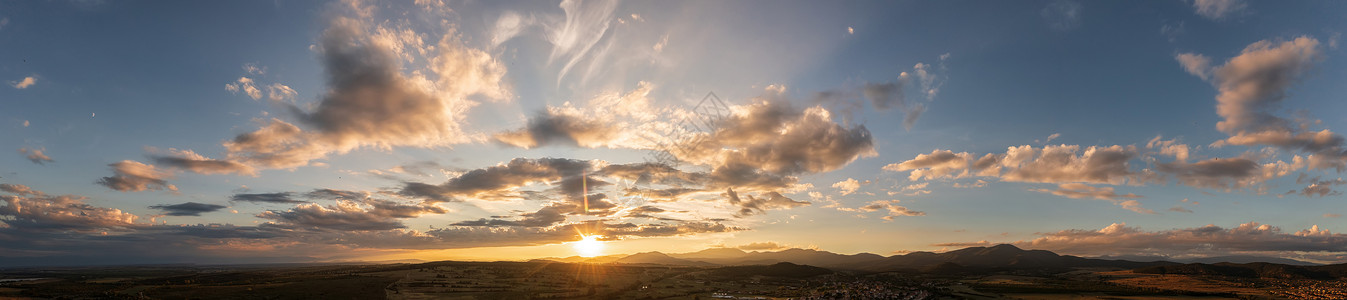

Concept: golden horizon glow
[[572, 235, 605, 257]]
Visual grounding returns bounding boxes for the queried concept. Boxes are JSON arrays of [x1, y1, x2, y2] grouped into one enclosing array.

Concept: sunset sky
[[4, 0, 1347, 266]]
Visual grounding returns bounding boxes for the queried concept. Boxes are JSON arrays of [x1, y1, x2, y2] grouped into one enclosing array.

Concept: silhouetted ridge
[[710, 262, 833, 278]]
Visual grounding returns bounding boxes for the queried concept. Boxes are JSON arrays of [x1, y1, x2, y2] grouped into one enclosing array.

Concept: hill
[[1135, 262, 1347, 279]]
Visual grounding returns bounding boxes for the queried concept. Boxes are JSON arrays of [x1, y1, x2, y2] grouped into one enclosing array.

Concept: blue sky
[[2, 0, 1347, 265]]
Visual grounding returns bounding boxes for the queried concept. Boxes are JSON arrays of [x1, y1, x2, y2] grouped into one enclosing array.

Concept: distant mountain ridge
[[535, 244, 1321, 273]]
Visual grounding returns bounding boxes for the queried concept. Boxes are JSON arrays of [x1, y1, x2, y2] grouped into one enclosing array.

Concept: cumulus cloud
[[1179, 37, 1346, 171], [96, 161, 177, 192], [149, 202, 228, 216], [887, 145, 1154, 186], [832, 178, 861, 195], [883, 149, 971, 181], [9, 75, 36, 89], [690, 101, 875, 176], [218, 4, 510, 170], [17, 147, 53, 165], [1009, 222, 1347, 262], [1, 184, 139, 231], [1192, 0, 1247, 20]]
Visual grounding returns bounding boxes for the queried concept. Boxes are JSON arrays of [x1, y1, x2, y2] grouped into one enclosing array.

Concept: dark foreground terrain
[[3, 245, 1345, 299]]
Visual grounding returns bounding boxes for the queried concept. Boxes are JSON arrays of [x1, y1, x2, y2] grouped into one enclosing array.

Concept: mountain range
[[536, 244, 1321, 273]]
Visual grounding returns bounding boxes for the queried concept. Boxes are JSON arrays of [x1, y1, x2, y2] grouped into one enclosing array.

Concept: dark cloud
[[452, 206, 567, 228], [149, 149, 255, 176], [257, 200, 446, 231], [1289, 174, 1347, 197], [725, 188, 809, 217], [1156, 157, 1260, 190], [494, 110, 620, 148], [231, 192, 306, 204], [96, 160, 177, 192], [1004, 222, 1347, 262], [304, 188, 370, 200], [149, 202, 228, 216], [399, 157, 590, 202]]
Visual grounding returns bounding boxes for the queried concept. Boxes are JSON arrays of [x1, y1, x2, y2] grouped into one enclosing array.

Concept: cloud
[[9, 76, 36, 89], [257, 200, 446, 231], [1155, 156, 1299, 191], [1163, 205, 1196, 213], [493, 82, 665, 150], [724, 188, 809, 217], [0, 185, 139, 231], [544, 0, 619, 84], [1008, 222, 1347, 262], [266, 83, 297, 102], [225, 77, 262, 100], [858, 200, 926, 220], [1179, 37, 1346, 170], [399, 157, 590, 202], [1041, 0, 1082, 31], [149, 202, 228, 216], [149, 148, 255, 176], [1289, 174, 1347, 197], [218, 4, 510, 170], [1326, 213, 1342, 218], [1032, 183, 1153, 214], [452, 206, 567, 228], [1160, 21, 1186, 43], [888, 145, 1154, 186], [96, 161, 177, 192], [832, 178, 860, 195], [1192, 0, 1247, 20], [691, 101, 876, 176], [737, 242, 787, 251], [883, 149, 971, 181], [1147, 136, 1191, 162], [17, 148, 53, 165], [231, 192, 306, 204], [494, 109, 623, 149], [1175, 53, 1212, 81]]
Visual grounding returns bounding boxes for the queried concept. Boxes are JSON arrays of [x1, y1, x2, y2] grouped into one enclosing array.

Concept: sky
[[3, 0, 1347, 266]]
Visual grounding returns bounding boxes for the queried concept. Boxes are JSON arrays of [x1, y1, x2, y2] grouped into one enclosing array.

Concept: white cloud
[[832, 178, 861, 195]]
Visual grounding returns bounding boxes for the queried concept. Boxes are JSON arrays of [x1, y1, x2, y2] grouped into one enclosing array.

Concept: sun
[[572, 235, 605, 257]]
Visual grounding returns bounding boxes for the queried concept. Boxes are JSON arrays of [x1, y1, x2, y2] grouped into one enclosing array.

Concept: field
[[4, 261, 1347, 299]]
